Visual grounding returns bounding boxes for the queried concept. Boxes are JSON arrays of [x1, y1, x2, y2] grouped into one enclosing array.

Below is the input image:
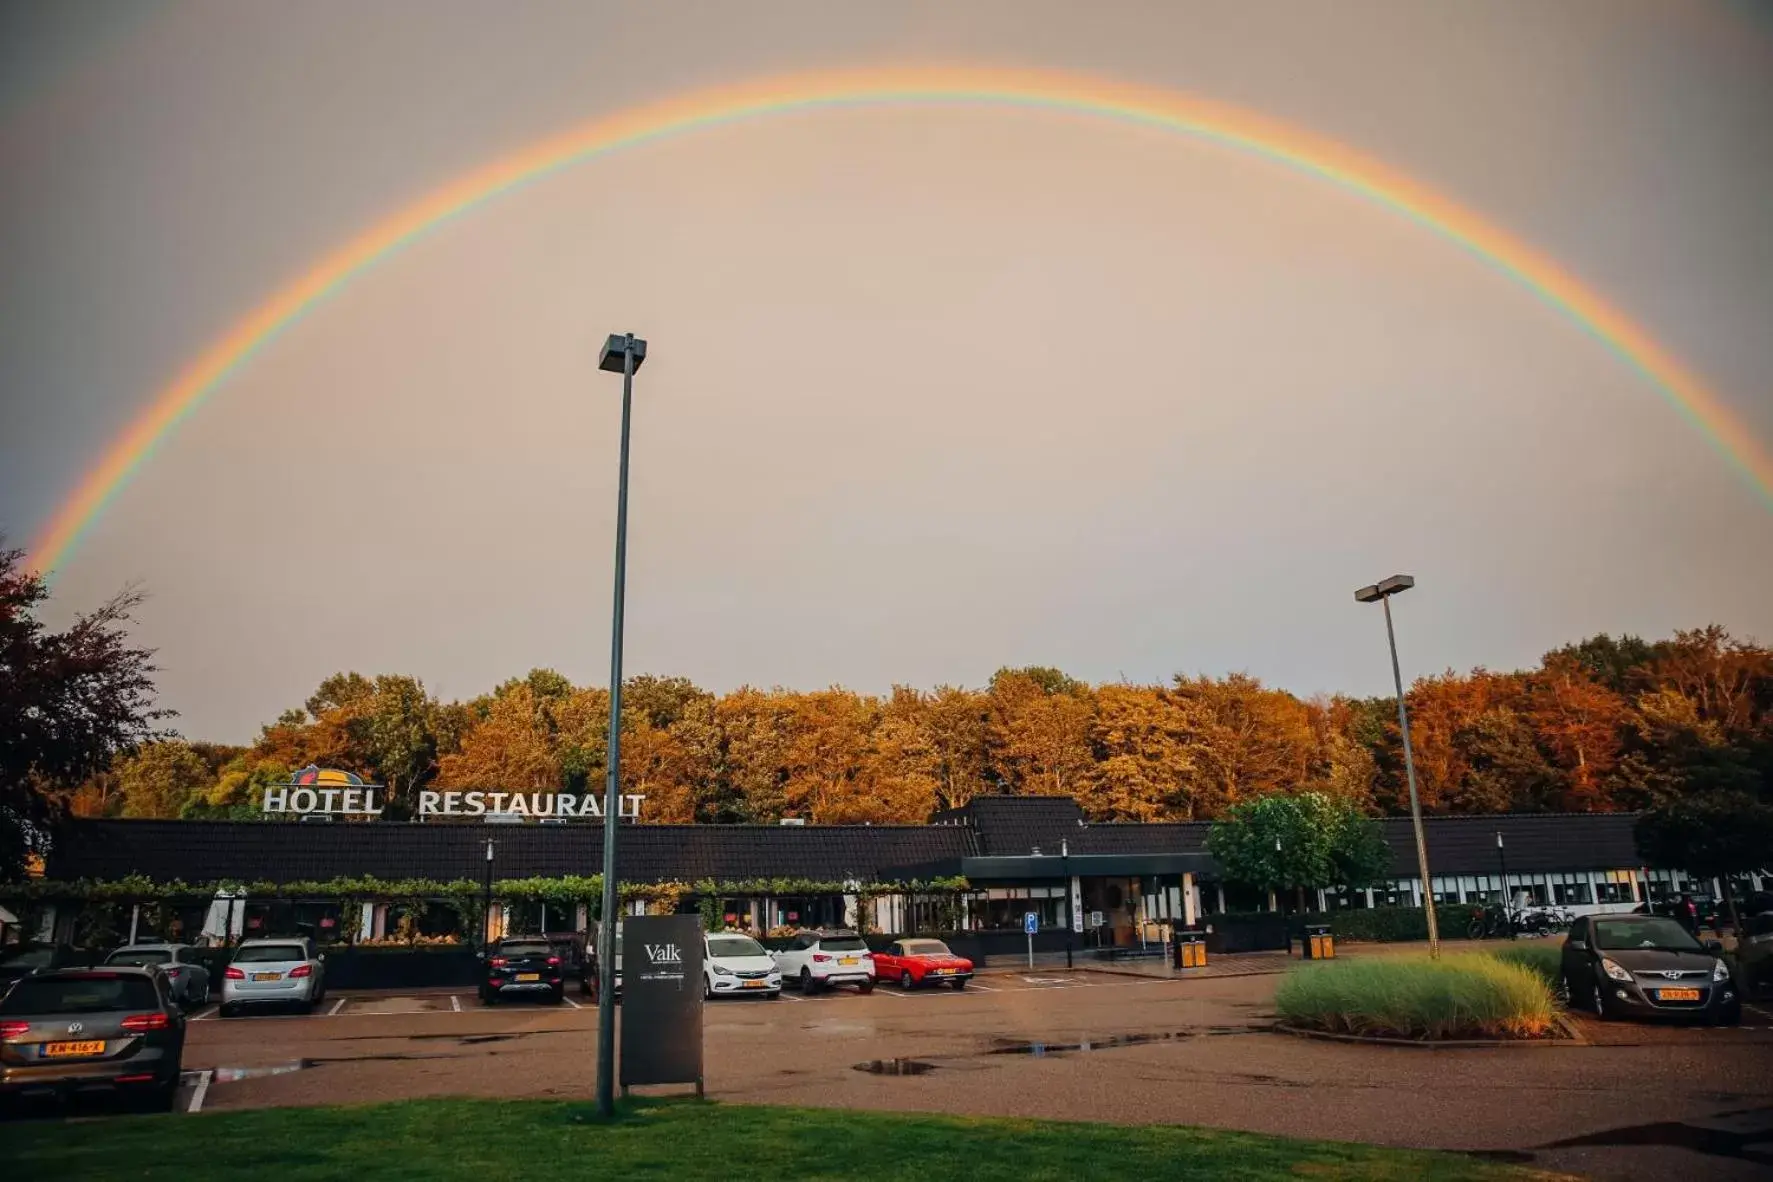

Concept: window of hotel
[[1551, 877, 1593, 906], [977, 887, 1064, 930], [1594, 880, 1633, 905]]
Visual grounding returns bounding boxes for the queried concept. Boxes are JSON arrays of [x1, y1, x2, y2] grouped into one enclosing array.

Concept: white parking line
[[450, 995, 462, 1012], [562, 995, 583, 1010], [966, 983, 998, 992], [188, 1006, 218, 1021], [327, 997, 347, 1016], [186, 1069, 212, 1114], [777, 991, 805, 1002]]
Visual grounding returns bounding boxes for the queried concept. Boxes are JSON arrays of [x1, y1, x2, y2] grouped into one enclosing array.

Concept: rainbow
[[27, 65, 1773, 573]]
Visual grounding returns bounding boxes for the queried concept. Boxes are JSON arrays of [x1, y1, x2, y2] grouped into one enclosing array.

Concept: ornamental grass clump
[[1275, 953, 1555, 1041], [1485, 943, 1562, 991]]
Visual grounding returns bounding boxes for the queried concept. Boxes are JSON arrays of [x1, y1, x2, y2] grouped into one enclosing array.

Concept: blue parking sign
[[1024, 911, 1039, 935]]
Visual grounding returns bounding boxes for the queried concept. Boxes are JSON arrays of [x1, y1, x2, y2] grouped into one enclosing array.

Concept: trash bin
[[1174, 927, 1208, 969], [1304, 922, 1335, 960]]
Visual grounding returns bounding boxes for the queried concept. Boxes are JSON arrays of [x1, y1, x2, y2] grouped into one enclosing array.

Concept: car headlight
[[1713, 959, 1731, 982], [713, 964, 736, 977], [1601, 958, 1633, 983]]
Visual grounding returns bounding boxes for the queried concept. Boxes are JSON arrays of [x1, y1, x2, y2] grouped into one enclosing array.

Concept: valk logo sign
[[262, 766, 645, 820], [645, 943, 683, 965]]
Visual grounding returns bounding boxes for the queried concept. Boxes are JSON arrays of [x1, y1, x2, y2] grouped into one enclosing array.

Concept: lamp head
[[598, 333, 648, 374], [1355, 574, 1415, 603]]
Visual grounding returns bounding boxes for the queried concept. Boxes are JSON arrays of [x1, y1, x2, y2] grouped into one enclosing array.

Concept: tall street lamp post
[[1061, 838, 1073, 970], [1496, 830, 1514, 940], [595, 331, 646, 1119], [1355, 574, 1440, 958], [483, 839, 494, 945]]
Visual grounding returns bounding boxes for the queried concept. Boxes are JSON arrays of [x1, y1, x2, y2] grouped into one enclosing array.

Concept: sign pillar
[[619, 915, 704, 1098], [1024, 911, 1038, 968]]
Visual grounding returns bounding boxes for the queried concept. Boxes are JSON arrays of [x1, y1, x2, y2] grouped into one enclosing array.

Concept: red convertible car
[[873, 939, 974, 990]]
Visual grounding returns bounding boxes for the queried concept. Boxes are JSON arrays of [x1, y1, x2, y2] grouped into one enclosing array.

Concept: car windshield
[[1594, 917, 1702, 952], [819, 936, 867, 952], [707, 936, 765, 958], [233, 944, 307, 964], [0, 974, 159, 1015], [0, 946, 54, 968], [107, 949, 172, 966], [902, 940, 952, 957], [499, 943, 552, 958]]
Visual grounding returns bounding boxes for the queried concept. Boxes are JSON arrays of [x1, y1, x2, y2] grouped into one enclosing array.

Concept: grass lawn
[[0, 1096, 1560, 1181]]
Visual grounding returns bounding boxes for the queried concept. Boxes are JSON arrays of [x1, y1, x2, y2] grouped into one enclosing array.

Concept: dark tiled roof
[[936, 795, 1086, 856], [43, 805, 1649, 888], [45, 820, 975, 887], [1380, 813, 1644, 876]]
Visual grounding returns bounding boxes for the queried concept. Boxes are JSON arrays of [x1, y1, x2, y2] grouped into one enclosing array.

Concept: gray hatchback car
[[0, 966, 187, 1110], [105, 943, 212, 1009]]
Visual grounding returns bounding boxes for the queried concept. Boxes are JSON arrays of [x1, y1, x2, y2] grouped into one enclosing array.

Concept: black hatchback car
[[1560, 913, 1741, 1025]]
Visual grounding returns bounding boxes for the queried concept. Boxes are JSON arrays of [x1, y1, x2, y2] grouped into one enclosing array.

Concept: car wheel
[[799, 968, 813, 993], [951, 978, 968, 991], [483, 991, 498, 1006], [1712, 1000, 1743, 1027], [551, 988, 565, 1005], [1590, 982, 1613, 1021], [766, 990, 781, 999], [187, 983, 208, 1009], [704, 977, 714, 1001], [219, 1003, 239, 1019], [900, 970, 914, 990], [858, 980, 874, 994], [138, 1079, 178, 1114]]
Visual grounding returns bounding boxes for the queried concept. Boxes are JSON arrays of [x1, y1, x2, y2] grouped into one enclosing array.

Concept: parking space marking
[[777, 990, 805, 1002], [562, 995, 583, 1010], [966, 983, 998, 992], [450, 995, 462, 1012], [186, 1069, 212, 1114], [188, 1005, 218, 1021], [327, 997, 347, 1016]]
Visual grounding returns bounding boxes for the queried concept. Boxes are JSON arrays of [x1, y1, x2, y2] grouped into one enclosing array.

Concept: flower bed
[[1274, 952, 1556, 1041]]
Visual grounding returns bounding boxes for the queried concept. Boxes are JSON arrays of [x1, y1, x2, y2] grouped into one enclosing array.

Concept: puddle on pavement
[[210, 1061, 314, 1083], [854, 1059, 937, 1076], [987, 1031, 1190, 1057], [1539, 1107, 1773, 1165]]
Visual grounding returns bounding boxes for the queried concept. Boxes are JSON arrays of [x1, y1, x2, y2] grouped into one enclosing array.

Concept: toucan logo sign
[[261, 766, 645, 820]]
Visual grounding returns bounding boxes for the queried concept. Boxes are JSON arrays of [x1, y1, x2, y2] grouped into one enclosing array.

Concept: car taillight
[[490, 957, 507, 968], [289, 964, 313, 978], [1, 1021, 30, 1039], [164, 966, 183, 976], [225, 966, 245, 980], [547, 956, 561, 967], [120, 1012, 170, 1032], [813, 954, 832, 962]]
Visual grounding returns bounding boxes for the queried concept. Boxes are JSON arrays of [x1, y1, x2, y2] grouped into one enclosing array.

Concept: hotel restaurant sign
[[263, 766, 644, 820]]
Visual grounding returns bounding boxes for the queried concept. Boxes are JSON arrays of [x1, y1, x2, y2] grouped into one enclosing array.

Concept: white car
[[703, 932, 782, 999], [220, 938, 326, 1016], [771, 929, 875, 994]]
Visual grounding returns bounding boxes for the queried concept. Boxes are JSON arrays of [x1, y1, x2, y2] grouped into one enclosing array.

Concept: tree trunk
[[1296, 885, 1308, 914]]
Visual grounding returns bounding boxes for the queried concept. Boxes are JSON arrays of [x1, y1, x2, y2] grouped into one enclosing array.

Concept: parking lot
[[139, 968, 1773, 1182]]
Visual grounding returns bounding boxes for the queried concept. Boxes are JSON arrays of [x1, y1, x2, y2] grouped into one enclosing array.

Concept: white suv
[[771, 929, 875, 994], [703, 932, 782, 999], [221, 938, 326, 1016]]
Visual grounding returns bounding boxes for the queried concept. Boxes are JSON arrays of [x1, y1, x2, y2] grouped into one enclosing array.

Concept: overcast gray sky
[[3, 0, 1771, 742]]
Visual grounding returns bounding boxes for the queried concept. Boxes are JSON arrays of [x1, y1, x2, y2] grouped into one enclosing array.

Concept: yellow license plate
[[44, 1040, 106, 1057], [1657, 988, 1700, 1002], [516, 973, 540, 982], [742, 980, 767, 988], [252, 971, 280, 982], [839, 957, 858, 965]]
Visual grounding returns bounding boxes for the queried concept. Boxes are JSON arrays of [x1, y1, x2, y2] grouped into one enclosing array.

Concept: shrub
[[1487, 943, 1562, 990], [1275, 953, 1555, 1040]]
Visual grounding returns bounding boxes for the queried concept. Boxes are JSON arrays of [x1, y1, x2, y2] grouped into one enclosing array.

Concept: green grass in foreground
[[1276, 952, 1555, 1040], [0, 1096, 1557, 1182]]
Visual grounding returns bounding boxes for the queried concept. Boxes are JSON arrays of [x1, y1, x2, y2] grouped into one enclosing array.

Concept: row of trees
[[68, 630, 1773, 830], [5, 542, 1770, 886]]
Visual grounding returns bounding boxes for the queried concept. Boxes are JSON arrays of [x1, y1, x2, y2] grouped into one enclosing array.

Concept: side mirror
[[1567, 939, 1586, 951], [1703, 939, 1724, 954]]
